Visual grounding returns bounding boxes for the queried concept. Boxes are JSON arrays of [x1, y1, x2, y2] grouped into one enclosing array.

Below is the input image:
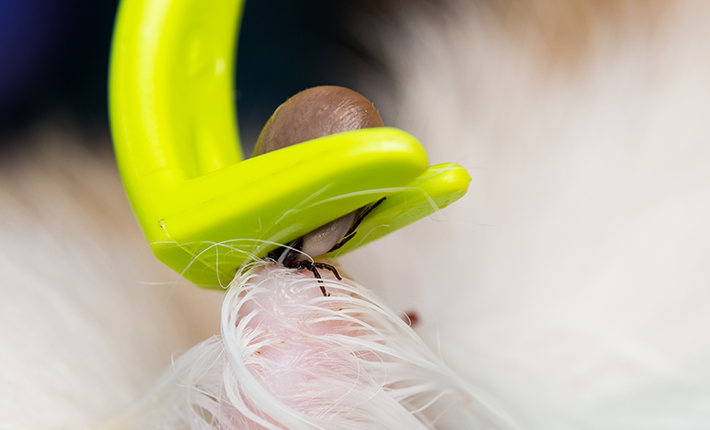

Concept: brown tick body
[[253, 86, 386, 296]]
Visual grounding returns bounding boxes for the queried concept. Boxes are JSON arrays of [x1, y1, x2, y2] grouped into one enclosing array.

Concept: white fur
[[0, 127, 224, 428], [344, 1, 710, 429], [104, 263, 520, 429]]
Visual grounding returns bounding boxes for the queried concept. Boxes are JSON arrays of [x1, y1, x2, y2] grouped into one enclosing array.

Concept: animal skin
[[3, 1, 710, 429]]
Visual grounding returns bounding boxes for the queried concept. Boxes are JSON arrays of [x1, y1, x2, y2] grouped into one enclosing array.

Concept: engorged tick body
[[252, 86, 386, 295]]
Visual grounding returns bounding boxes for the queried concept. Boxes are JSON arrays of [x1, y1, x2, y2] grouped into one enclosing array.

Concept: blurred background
[[0, 0, 387, 149]]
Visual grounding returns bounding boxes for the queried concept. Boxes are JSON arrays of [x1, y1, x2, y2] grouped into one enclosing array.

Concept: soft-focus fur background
[[2, 0, 710, 429]]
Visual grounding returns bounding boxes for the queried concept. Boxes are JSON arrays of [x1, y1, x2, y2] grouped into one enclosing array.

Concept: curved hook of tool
[[109, 0, 471, 288]]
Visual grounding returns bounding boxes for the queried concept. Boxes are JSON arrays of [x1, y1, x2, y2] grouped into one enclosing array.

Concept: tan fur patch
[[489, 0, 668, 71]]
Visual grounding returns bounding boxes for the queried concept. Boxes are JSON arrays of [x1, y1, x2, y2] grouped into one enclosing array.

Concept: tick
[[253, 86, 386, 296]]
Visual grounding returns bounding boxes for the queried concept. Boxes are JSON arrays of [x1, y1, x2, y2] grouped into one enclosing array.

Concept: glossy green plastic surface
[[109, 0, 471, 288]]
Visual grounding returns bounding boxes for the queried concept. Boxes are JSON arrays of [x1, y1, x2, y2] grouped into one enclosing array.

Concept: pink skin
[[218, 264, 511, 429], [234, 264, 353, 415], [116, 263, 515, 428]]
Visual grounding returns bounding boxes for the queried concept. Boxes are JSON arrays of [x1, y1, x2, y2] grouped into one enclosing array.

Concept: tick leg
[[350, 196, 386, 233], [296, 261, 329, 297], [312, 262, 342, 280], [328, 197, 386, 253], [327, 231, 356, 253]]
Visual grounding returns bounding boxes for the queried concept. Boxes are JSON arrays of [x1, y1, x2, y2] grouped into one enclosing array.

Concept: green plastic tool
[[109, 0, 471, 288]]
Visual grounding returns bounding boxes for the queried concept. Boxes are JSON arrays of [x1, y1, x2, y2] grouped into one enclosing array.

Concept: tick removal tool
[[108, 0, 471, 288], [103, 1, 528, 429]]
